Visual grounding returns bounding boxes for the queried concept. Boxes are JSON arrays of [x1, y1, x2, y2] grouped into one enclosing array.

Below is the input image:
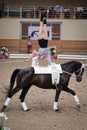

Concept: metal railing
[[0, 5, 87, 19]]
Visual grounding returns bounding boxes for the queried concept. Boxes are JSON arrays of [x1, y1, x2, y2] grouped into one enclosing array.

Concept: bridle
[[63, 64, 85, 78], [55, 63, 86, 89], [75, 64, 85, 80]]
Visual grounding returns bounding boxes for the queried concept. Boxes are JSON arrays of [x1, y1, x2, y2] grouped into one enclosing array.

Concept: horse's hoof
[[77, 104, 80, 109], [25, 108, 30, 112], [54, 108, 60, 112], [0, 108, 4, 112], [1, 106, 7, 112]]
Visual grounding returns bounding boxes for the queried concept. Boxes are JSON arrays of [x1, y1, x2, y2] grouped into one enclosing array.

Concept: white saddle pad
[[34, 64, 63, 85]]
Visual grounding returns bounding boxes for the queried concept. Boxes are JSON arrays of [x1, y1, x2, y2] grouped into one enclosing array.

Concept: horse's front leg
[[53, 88, 61, 111], [63, 86, 80, 108]]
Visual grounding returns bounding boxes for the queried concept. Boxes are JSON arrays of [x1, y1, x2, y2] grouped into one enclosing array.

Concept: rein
[[62, 70, 72, 76], [62, 63, 85, 77]]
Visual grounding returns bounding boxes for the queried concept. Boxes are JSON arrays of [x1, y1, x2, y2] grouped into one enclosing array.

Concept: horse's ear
[[82, 64, 85, 68]]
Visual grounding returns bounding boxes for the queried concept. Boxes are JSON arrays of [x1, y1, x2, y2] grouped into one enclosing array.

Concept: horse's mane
[[61, 61, 82, 71], [62, 61, 80, 65]]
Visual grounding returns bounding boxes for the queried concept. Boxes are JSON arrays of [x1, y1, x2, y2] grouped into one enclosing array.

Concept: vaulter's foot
[[43, 11, 47, 18]]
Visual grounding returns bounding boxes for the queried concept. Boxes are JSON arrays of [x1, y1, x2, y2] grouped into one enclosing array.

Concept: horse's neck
[[62, 61, 81, 73]]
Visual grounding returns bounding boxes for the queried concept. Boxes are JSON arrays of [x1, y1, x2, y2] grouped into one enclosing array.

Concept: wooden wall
[[0, 39, 87, 53], [62, 40, 87, 53], [0, 39, 20, 52]]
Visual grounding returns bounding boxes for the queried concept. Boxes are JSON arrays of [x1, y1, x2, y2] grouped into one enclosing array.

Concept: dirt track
[[0, 58, 87, 130]]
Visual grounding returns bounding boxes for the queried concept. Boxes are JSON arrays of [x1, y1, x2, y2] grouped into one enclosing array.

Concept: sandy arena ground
[[0, 58, 87, 130]]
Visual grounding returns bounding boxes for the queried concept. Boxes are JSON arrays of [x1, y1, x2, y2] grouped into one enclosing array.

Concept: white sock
[[4, 97, 11, 106], [21, 102, 28, 111], [74, 95, 80, 105], [53, 102, 58, 110]]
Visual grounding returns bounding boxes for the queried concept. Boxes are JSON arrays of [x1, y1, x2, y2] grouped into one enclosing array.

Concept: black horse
[[1, 61, 85, 112]]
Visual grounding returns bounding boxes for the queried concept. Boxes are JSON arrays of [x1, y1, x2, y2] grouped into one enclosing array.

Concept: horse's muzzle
[[76, 77, 82, 82]]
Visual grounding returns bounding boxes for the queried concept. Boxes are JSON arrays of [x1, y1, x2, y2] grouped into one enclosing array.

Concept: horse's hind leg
[[1, 86, 21, 112], [63, 87, 80, 108], [19, 85, 31, 111]]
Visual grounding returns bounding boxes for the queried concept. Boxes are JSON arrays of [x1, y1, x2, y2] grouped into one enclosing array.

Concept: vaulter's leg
[[43, 13, 51, 65], [38, 12, 44, 39], [63, 86, 80, 108], [43, 12, 48, 39]]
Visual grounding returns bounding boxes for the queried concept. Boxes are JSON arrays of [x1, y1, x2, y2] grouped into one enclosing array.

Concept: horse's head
[[75, 64, 85, 82]]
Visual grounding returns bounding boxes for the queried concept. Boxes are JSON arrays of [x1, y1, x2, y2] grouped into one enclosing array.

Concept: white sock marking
[[4, 97, 11, 106], [21, 102, 28, 111], [74, 95, 80, 105], [53, 102, 58, 110]]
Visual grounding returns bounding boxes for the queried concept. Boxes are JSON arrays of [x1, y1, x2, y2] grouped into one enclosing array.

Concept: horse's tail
[[8, 69, 21, 94]]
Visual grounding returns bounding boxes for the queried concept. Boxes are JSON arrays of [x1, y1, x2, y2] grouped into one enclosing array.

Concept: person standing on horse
[[35, 11, 52, 65]]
